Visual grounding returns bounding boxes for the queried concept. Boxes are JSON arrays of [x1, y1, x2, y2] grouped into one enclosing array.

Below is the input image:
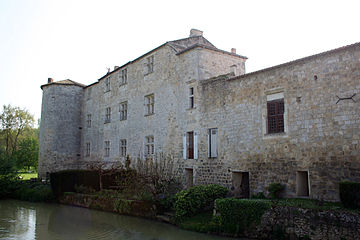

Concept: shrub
[[174, 184, 228, 221], [215, 198, 271, 235], [251, 192, 266, 199], [156, 194, 177, 213], [339, 181, 360, 209], [12, 181, 54, 202], [268, 182, 285, 199]]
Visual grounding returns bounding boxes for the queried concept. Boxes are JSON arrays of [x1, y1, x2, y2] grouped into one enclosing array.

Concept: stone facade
[[38, 29, 360, 201]]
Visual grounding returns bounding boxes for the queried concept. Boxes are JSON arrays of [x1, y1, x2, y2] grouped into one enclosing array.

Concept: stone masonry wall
[[196, 44, 360, 201], [80, 44, 246, 174], [254, 206, 360, 240], [38, 85, 83, 178]]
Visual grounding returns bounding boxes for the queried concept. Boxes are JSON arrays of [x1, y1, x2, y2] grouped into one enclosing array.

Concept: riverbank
[[0, 199, 236, 240], [58, 192, 360, 240]]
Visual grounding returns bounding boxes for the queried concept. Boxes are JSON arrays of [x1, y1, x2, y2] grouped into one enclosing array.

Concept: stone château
[[39, 29, 360, 201]]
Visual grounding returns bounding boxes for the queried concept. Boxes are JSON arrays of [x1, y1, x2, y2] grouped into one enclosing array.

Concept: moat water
[[0, 200, 239, 240]]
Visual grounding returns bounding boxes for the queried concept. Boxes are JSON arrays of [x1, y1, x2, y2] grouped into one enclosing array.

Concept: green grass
[[18, 172, 37, 180]]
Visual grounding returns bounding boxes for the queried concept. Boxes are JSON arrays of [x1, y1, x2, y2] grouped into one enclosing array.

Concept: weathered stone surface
[[252, 206, 360, 240], [59, 193, 157, 218], [39, 30, 360, 201]]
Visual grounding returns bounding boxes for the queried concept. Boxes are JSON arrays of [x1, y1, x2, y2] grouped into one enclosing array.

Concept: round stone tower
[[38, 78, 85, 179]]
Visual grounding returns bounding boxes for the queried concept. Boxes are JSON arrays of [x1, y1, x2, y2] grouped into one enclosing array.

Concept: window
[[104, 141, 110, 157], [105, 107, 111, 123], [267, 98, 284, 134], [119, 102, 127, 121], [87, 88, 91, 100], [185, 168, 194, 189], [145, 94, 155, 115], [87, 114, 91, 127], [145, 136, 154, 157], [296, 171, 310, 197], [120, 139, 127, 157], [105, 77, 111, 92], [120, 68, 127, 85], [183, 131, 198, 159], [208, 128, 218, 158], [145, 55, 154, 74], [86, 142, 90, 157], [187, 132, 194, 159], [189, 87, 194, 108], [231, 171, 250, 198]]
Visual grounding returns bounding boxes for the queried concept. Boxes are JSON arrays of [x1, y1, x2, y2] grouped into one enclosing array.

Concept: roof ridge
[[224, 41, 360, 82]]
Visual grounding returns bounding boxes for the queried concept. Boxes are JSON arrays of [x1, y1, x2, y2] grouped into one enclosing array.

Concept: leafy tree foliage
[[0, 104, 39, 173], [14, 137, 39, 171], [0, 104, 35, 155]]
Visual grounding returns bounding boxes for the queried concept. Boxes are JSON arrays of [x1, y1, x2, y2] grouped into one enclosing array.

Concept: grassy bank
[[18, 172, 37, 180]]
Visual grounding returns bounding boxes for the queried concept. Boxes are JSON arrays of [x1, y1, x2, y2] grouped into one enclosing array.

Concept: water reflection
[[0, 200, 239, 240]]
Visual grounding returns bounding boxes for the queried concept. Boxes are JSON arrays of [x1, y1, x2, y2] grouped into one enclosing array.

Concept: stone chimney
[[231, 48, 236, 54], [190, 29, 203, 37], [48, 78, 54, 83]]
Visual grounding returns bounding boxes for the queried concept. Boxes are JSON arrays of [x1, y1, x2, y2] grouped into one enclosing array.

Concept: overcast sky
[[0, 0, 359, 121]]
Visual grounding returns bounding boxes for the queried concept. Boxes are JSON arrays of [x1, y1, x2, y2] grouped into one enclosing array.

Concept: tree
[[0, 105, 35, 155], [14, 137, 38, 171], [86, 161, 124, 190]]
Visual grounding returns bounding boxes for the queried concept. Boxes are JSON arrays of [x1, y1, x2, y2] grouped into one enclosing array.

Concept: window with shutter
[[183, 131, 198, 159], [187, 132, 194, 159], [267, 99, 284, 134], [208, 128, 218, 158], [194, 132, 198, 159]]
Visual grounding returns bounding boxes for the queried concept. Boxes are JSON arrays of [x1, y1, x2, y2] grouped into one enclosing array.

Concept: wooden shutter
[[267, 99, 284, 133], [183, 133, 187, 159], [194, 131, 198, 159], [208, 130, 211, 158], [210, 128, 218, 158]]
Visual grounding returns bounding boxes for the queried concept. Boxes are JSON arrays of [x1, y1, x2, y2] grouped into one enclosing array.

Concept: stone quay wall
[[253, 206, 360, 240]]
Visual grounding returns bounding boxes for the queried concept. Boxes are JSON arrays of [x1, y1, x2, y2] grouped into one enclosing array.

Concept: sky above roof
[[0, 0, 359, 121]]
